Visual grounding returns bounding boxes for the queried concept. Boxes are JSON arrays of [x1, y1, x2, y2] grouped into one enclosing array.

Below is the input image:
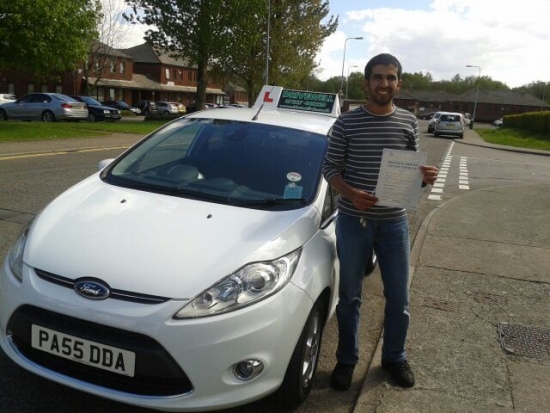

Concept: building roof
[[396, 88, 546, 107], [87, 74, 224, 95], [123, 43, 193, 68]]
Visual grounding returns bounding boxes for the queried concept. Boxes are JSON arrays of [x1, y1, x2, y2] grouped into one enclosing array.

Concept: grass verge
[[0, 120, 170, 142], [476, 127, 550, 152]]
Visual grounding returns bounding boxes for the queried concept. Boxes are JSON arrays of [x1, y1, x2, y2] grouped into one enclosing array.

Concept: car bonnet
[[23, 175, 319, 300]]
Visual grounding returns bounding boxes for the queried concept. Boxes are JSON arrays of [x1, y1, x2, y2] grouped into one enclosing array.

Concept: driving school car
[[0, 86, 342, 411]]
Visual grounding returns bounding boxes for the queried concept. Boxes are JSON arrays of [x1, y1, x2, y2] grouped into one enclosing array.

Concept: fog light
[[233, 359, 264, 381]]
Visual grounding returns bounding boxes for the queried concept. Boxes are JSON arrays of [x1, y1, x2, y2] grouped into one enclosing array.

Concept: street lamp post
[[345, 65, 358, 100], [339, 37, 363, 96], [466, 64, 481, 128], [264, 0, 271, 85]]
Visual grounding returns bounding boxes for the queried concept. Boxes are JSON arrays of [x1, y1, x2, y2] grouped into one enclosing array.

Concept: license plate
[[31, 325, 136, 377]]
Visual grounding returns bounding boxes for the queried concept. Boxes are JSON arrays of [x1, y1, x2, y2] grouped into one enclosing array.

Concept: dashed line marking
[[429, 142, 471, 201]]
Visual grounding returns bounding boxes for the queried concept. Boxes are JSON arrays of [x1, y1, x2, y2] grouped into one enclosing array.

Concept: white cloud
[[317, 0, 550, 88]]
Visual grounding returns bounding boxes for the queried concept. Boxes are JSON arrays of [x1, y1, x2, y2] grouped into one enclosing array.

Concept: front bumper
[[0, 260, 314, 412]]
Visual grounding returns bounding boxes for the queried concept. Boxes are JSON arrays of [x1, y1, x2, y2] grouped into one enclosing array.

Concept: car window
[[31, 94, 50, 103], [105, 118, 328, 208], [440, 114, 461, 122], [81, 96, 101, 105]]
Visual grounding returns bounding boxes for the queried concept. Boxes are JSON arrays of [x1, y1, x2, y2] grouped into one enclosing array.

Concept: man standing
[[322, 53, 438, 391]]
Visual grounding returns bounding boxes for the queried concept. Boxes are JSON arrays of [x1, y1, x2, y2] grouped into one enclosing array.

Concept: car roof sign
[[253, 85, 340, 118]]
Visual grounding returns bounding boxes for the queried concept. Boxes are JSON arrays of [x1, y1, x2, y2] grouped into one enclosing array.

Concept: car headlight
[[7, 219, 33, 282], [174, 248, 302, 319], [103, 110, 110, 114]]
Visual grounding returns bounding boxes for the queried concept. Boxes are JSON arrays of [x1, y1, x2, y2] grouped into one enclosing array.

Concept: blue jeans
[[335, 213, 410, 365]]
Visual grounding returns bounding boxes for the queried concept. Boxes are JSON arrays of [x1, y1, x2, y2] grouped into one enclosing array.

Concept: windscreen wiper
[[233, 198, 307, 207]]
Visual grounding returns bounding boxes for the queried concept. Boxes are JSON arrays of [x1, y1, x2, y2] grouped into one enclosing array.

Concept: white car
[[0, 93, 16, 103], [427, 111, 442, 133], [0, 86, 342, 411]]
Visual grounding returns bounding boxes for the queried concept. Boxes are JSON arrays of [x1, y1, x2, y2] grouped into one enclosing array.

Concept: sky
[[318, 0, 550, 88], [114, 0, 550, 89]]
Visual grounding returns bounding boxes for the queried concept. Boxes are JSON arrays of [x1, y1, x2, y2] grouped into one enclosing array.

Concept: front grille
[[35, 269, 169, 304], [7, 305, 193, 396]]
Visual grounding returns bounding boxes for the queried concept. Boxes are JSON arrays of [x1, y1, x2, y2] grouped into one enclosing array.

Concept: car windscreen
[[103, 118, 328, 209], [440, 114, 461, 122], [81, 96, 101, 105]]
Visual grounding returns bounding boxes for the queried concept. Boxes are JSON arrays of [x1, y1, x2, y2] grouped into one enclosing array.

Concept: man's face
[[363, 64, 402, 106]]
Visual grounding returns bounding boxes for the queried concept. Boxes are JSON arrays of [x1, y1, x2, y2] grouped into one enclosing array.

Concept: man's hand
[[349, 188, 379, 211], [420, 165, 438, 186]]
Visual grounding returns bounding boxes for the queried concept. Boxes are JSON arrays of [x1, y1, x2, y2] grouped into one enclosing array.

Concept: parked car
[[494, 118, 503, 127], [0, 93, 88, 122], [155, 101, 179, 115], [134, 100, 158, 115], [433, 111, 465, 138], [101, 100, 141, 114], [71, 96, 121, 122], [418, 111, 436, 120], [0, 93, 16, 103], [0, 85, 342, 412], [172, 102, 187, 114], [427, 111, 443, 133]]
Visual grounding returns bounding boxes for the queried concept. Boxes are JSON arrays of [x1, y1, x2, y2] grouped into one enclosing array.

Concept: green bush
[[504, 111, 550, 138]]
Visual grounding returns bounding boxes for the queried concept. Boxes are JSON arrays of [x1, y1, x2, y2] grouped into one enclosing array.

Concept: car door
[[9, 94, 34, 119], [28, 94, 51, 120]]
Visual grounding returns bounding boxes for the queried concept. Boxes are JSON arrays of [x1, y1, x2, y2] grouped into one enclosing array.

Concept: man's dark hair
[[364, 53, 403, 80]]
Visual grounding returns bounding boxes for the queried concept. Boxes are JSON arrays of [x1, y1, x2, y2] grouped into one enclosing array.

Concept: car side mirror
[[98, 159, 114, 171]]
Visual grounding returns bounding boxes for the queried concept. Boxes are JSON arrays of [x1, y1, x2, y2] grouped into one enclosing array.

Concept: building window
[[41, 84, 48, 92], [8, 82, 15, 94], [98, 87, 105, 100], [27, 84, 34, 93], [55, 84, 62, 94], [119, 61, 125, 74], [166, 68, 170, 80], [110, 60, 116, 74], [109, 88, 115, 100], [118, 89, 124, 100]]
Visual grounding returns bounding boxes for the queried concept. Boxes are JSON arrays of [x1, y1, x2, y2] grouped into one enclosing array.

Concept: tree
[[0, 0, 100, 79], [124, 0, 336, 108], [124, 0, 233, 110], [82, 0, 132, 95], [214, 0, 337, 104], [513, 81, 549, 105]]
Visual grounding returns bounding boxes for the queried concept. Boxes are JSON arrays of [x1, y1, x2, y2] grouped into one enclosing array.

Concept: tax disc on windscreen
[[287, 172, 302, 183]]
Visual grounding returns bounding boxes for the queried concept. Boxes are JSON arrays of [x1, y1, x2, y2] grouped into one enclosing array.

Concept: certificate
[[374, 148, 428, 210]]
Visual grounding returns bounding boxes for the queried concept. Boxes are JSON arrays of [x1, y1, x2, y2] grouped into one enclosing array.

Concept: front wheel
[[41, 111, 55, 122], [88, 112, 97, 122], [275, 299, 325, 408], [0, 109, 7, 121]]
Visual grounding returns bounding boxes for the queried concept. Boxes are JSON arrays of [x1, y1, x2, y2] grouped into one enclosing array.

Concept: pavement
[[1, 128, 550, 413], [353, 130, 550, 413]]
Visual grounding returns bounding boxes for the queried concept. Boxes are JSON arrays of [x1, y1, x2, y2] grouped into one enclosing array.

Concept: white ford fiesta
[[0, 86, 342, 411]]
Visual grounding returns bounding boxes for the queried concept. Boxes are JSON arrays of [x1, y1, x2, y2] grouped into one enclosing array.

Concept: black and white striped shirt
[[322, 105, 419, 220]]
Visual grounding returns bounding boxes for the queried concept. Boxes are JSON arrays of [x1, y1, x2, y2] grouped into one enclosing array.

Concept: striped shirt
[[322, 105, 419, 220]]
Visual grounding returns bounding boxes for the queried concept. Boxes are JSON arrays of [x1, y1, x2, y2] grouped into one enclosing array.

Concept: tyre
[[88, 112, 97, 122], [41, 111, 55, 122], [0, 109, 7, 121], [434, 132, 439, 137], [275, 299, 325, 408], [458, 133, 464, 139]]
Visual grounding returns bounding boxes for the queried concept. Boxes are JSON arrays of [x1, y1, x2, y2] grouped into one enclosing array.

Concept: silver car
[[433, 112, 465, 138], [0, 93, 88, 122], [427, 111, 442, 133]]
